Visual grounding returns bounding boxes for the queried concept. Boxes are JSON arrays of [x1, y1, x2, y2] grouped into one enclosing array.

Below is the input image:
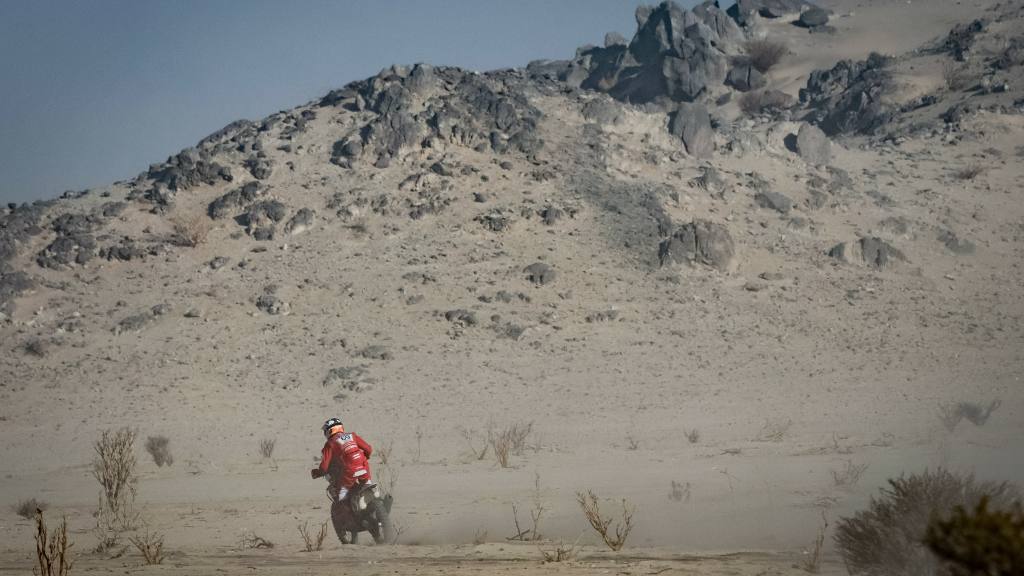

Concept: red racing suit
[[313, 431, 372, 493]]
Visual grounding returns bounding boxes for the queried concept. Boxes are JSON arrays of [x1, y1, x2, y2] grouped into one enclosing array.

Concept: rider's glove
[[311, 468, 323, 479]]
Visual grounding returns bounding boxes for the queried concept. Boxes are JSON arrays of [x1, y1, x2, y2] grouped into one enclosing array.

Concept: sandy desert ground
[[2, 0, 1023, 574]]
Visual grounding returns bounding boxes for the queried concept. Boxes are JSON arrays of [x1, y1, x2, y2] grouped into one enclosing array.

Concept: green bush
[[925, 496, 1024, 576]]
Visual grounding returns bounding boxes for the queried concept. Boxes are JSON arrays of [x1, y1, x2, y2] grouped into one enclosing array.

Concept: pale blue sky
[[0, 1, 701, 204]]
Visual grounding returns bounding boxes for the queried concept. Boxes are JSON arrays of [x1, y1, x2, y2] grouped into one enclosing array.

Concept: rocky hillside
[[1, 0, 1023, 494]]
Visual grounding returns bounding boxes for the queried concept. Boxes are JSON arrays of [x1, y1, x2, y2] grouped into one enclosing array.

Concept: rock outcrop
[[800, 53, 893, 135], [323, 64, 544, 167], [534, 1, 743, 105], [659, 219, 735, 271]]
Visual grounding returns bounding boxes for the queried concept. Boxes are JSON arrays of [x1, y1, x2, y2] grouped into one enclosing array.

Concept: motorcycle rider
[[311, 418, 373, 508]]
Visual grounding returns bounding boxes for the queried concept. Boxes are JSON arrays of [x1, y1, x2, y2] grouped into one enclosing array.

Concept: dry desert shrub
[[668, 480, 691, 502], [458, 426, 490, 461], [171, 214, 211, 247], [240, 532, 274, 549], [298, 520, 327, 552], [942, 60, 975, 91], [832, 460, 870, 488], [490, 421, 533, 468], [739, 90, 792, 117], [684, 428, 701, 444], [744, 37, 787, 73], [539, 536, 582, 563], [508, 474, 545, 541], [835, 469, 1020, 576], [801, 512, 828, 573], [938, 399, 1001, 431], [35, 510, 73, 576], [576, 490, 635, 551], [925, 496, 1024, 575], [258, 438, 276, 459], [144, 435, 173, 467], [952, 164, 987, 181], [128, 529, 164, 565], [14, 497, 48, 519], [23, 338, 48, 357], [92, 428, 137, 517], [756, 418, 793, 442]]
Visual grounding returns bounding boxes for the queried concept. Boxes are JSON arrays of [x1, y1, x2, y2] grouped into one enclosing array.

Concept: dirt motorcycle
[[325, 480, 395, 545]]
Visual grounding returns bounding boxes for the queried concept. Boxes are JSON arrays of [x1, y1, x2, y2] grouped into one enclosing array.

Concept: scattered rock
[[541, 206, 564, 225], [284, 208, 315, 236], [100, 238, 148, 262], [797, 7, 830, 28], [726, 63, 767, 92], [208, 256, 231, 270], [938, 230, 975, 255], [829, 236, 905, 269], [477, 210, 514, 232], [145, 147, 232, 192], [444, 309, 479, 326], [690, 165, 728, 198], [729, 0, 813, 25], [754, 191, 793, 214], [794, 123, 831, 166], [0, 271, 33, 315], [944, 19, 987, 62], [669, 103, 714, 158], [358, 345, 393, 361], [524, 262, 557, 285], [255, 285, 290, 315], [659, 219, 735, 271], [114, 310, 158, 335], [209, 182, 266, 219], [581, 98, 626, 125], [323, 366, 374, 394], [245, 155, 273, 180]]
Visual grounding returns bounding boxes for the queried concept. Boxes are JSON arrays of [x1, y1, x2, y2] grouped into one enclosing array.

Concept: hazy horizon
[[0, 1, 707, 205]]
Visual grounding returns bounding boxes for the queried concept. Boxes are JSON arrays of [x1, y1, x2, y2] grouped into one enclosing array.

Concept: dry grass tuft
[[298, 520, 327, 552], [490, 421, 533, 468], [684, 428, 701, 444], [539, 536, 582, 563], [240, 532, 275, 549], [15, 497, 48, 519], [744, 37, 788, 73], [952, 164, 987, 181], [831, 460, 870, 488], [942, 60, 975, 91], [800, 512, 828, 573], [258, 438, 276, 459], [35, 510, 73, 576], [756, 418, 793, 442], [738, 90, 792, 117], [459, 426, 490, 461], [576, 490, 635, 551], [938, 399, 1001, 431], [508, 474, 546, 542], [171, 214, 211, 247], [128, 529, 164, 565], [144, 435, 173, 467]]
